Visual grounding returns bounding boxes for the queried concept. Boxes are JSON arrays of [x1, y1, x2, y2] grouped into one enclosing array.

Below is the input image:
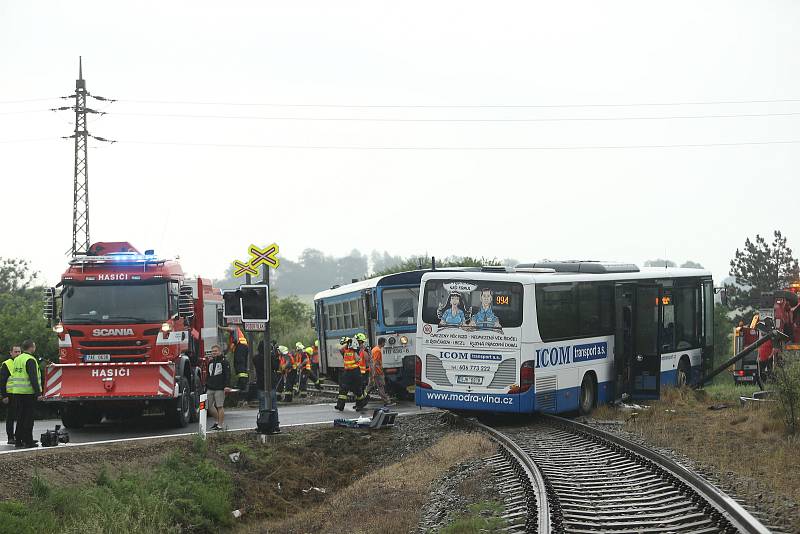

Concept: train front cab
[[612, 277, 715, 401]]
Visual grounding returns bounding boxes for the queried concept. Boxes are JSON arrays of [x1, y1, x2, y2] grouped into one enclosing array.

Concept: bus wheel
[[578, 374, 596, 416], [677, 359, 690, 387]]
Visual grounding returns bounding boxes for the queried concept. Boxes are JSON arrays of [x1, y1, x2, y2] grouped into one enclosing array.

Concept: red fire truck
[[732, 282, 800, 383], [42, 242, 224, 428]]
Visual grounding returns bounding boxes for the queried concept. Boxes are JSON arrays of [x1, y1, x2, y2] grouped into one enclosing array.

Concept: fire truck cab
[[42, 242, 224, 428]]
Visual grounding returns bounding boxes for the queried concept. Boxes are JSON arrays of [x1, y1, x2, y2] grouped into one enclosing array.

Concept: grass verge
[[0, 448, 233, 534], [248, 431, 494, 534]]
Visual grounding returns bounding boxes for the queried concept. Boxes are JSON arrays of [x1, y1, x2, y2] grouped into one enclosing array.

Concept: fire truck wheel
[[61, 406, 85, 429], [168, 376, 191, 428], [85, 409, 103, 425], [188, 370, 200, 423]]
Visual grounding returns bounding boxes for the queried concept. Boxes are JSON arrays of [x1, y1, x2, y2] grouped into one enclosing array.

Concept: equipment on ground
[[40, 425, 70, 447]]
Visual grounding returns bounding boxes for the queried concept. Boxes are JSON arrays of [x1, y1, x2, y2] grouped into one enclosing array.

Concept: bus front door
[[614, 284, 635, 399], [631, 284, 662, 399]]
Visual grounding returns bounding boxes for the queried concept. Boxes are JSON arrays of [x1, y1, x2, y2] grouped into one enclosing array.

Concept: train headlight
[[400, 335, 408, 345]]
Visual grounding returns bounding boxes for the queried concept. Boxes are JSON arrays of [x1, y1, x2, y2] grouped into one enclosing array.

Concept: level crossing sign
[[248, 243, 280, 269], [232, 259, 257, 278], [231, 243, 279, 278]]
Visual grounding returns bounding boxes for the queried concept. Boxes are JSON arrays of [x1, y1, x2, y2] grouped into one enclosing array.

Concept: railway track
[[455, 413, 771, 534]]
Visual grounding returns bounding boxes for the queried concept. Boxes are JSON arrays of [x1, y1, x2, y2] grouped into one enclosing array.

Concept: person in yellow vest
[[336, 337, 367, 412], [5, 340, 41, 448], [0, 345, 21, 444]]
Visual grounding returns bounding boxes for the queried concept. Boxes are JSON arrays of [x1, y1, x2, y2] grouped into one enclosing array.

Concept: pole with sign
[[232, 243, 280, 433]]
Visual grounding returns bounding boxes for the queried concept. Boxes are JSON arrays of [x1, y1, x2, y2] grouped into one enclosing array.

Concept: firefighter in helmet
[[336, 336, 367, 412], [310, 340, 322, 389], [355, 333, 370, 391], [291, 342, 304, 397], [276, 345, 290, 401], [299, 346, 313, 397]]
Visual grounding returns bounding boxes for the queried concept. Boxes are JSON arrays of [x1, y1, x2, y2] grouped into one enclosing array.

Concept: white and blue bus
[[415, 262, 715, 414], [314, 270, 439, 395]]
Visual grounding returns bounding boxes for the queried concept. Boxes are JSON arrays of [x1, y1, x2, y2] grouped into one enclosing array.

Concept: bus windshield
[[421, 279, 524, 329], [61, 282, 169, 324], [381, 287, 419, 326]]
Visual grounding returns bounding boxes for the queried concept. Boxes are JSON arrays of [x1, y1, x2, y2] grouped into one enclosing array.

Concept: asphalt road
[[0, 400, 431, 452]]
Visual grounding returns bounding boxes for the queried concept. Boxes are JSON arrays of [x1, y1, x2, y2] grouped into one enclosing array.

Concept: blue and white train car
[[314, 270, 435, 394], [415, 262, 715, 414]]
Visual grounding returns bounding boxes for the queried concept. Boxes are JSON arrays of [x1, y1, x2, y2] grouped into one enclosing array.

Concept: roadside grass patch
[[0, 450, 233, 534], [441, 501, 505, 534]]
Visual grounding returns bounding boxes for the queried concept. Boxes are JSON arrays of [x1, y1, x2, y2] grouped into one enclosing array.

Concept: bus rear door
[[615, 283, 662, 399]]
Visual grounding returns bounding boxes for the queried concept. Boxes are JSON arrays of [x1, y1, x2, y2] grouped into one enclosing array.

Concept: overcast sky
[[1, 1, 798, 286]]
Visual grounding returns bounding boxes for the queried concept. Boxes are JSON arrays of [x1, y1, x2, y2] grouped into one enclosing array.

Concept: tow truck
[[42, 242, 224, 428], [731, 282, 800, 383]]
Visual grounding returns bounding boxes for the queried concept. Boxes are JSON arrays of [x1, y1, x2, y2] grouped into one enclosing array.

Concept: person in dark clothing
[[254, 340, 280, 416], [0, 340, 41, 448], [219, 325, 250, 391], [206, 345, 230, 431], [0, 345, 21, 444]]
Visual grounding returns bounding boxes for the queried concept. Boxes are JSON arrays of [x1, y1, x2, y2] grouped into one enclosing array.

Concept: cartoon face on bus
[[469, 288, 502, 329], [438, 292, 466, 326]]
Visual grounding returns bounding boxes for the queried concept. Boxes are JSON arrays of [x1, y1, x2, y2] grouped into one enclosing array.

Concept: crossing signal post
[[231, 243, 280, 434]]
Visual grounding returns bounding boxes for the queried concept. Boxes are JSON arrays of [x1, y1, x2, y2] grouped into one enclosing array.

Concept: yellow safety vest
[[8, 353, 40, 395]]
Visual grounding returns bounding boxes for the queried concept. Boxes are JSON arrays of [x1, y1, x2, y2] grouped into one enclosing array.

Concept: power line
[[0, 138, 61, 144], [109, 110, 800, 123], [0, 109, 52, 116], [116, 96, 800, 109], [0, 97, 61, 105], [118, 139, 800, 151]]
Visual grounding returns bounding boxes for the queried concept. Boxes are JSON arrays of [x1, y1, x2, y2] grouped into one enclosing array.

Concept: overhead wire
[[118, 139, 800, 150], [114, 96, 800, 109], [108, 110, 800, 123]]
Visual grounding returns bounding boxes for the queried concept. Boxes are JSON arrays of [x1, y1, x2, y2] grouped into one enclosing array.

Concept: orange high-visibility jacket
[[341, 347, 359, 370], [311, 347, 320, 365], [357, 347, 368, 374]]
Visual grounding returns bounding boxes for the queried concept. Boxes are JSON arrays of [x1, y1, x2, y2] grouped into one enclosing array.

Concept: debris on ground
[[707, 404, 729, 411], [301, 487, 326, 494]]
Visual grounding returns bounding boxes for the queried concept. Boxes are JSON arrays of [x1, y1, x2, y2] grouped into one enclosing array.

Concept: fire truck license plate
[[84, 354, 111, 363], [457, 375, 483, 385]]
